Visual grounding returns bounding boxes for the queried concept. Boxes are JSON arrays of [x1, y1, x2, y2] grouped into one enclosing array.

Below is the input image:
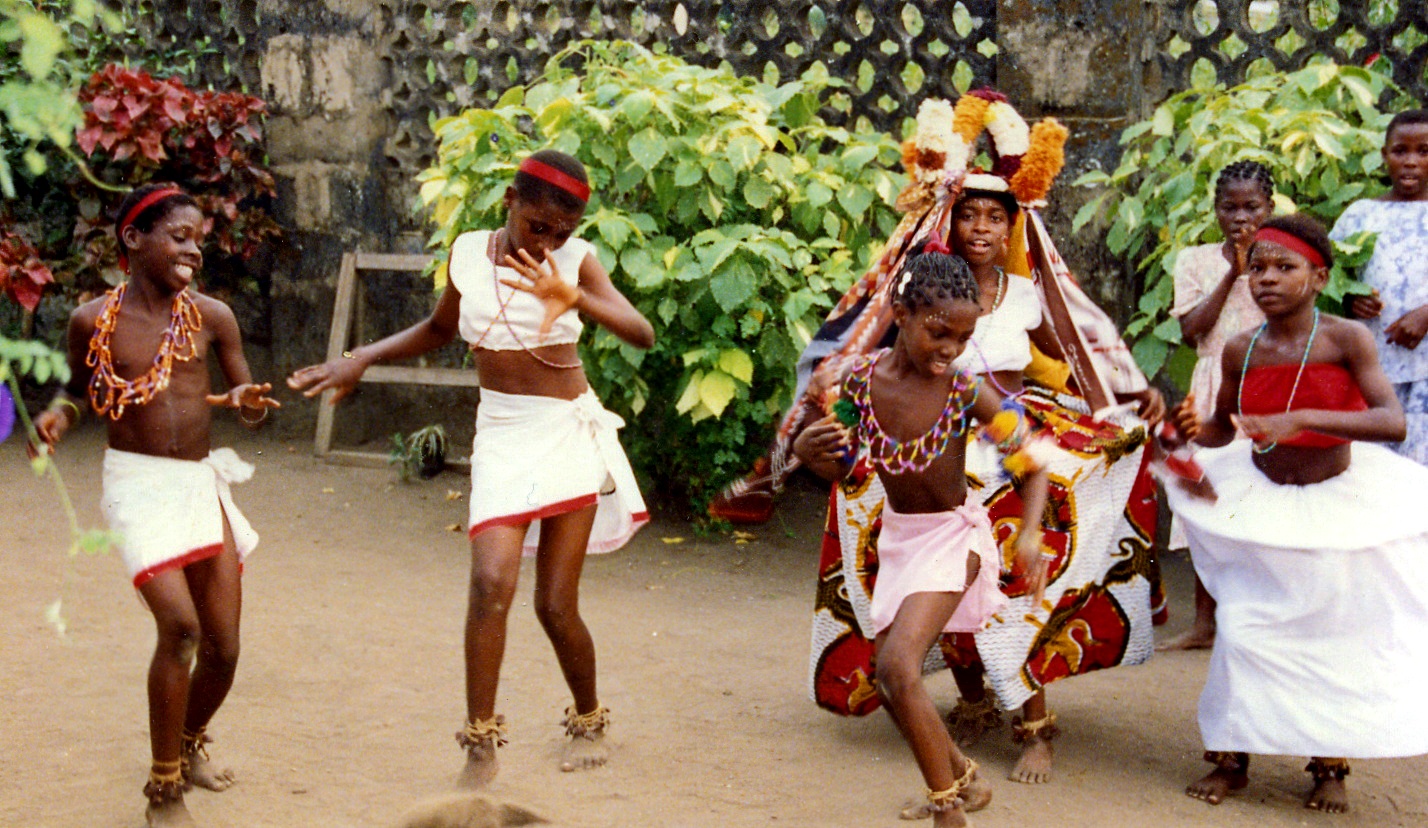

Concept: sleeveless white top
[[447, 230, 593, 349], [954, 274, 1043, 375]]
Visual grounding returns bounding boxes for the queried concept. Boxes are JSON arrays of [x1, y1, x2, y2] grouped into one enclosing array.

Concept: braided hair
[[895, 240, 979, 313], [1214, 160, 1274, 202]]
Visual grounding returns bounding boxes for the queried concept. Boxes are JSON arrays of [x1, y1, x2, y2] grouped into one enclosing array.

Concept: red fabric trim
[[517, 158, 590, 202], [131, 542, 223, 588], [1255, 227, 1326, 268], [468, 493, 600, 539]]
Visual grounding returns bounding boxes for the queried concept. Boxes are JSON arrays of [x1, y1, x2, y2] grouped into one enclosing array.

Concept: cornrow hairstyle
[[1255, 213, 1334, 268], [1387, 108, 1428, 141], [513, 149, 589, 214], [895, 241, 980, 313], [1214, 160, 1274, 202], [113, 183, 198, 259]]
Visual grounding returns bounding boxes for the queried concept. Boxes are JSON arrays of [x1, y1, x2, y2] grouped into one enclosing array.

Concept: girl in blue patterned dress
[[1330, 109, 1428, 464]]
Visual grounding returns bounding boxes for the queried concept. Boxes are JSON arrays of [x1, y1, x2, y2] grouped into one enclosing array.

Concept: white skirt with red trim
[[101, 447, 259, 587], [468, 387, 648, 555]]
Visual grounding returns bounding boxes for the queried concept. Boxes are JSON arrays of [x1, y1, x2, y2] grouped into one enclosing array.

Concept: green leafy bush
[[1074, 63, 1393, 388], [418, 41, 904, 508]]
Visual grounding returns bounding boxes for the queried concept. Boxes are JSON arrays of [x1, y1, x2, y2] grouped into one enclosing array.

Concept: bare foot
[[146, 797, 197, 828], [930, 804, 969, 828], [559, 731, 608, 773], [945, 698, 1001, 748], [1156, 625, 1216, 651], [1008, 735, 1053, 784], [1186, 766, 1247, 805], [184, 746, 235, 792], [455, 740, 499, 790], [1306, 776, 1350, 813]]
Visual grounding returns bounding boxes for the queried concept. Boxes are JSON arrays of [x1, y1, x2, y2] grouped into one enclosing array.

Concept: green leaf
[[597, 215, 631, 249], [699, 370, 738, 417], [806, 181, 834, 208], [744, 175, 774, 209], [726, 134, 763, 170], [836, 185, 874, 219], [1151, 106, 1175, 137], [1131, 335, 1170, 379], [628, 127, 668, 170], [675, 370, 705, 414], [709, 263, 758, 311], [717, 349, 755, 384]]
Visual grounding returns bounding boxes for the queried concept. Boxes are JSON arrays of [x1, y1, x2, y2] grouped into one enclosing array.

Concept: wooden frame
[[313, 250, 478, 470]]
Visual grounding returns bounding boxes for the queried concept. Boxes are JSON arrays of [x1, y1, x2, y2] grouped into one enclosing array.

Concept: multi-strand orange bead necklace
[[86, 282, 203, 419]]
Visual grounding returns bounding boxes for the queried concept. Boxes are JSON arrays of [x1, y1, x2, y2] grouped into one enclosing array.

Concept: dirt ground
[[3, 420, 1426, 828]]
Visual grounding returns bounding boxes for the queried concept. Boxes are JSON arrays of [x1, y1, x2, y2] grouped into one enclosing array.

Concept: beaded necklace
[[469, 229, 582, 370], [847, 350, 976, 475], [1237, 308, 1319, 455], [86, 283, 203, 420], [989, 266, 1007, 312]]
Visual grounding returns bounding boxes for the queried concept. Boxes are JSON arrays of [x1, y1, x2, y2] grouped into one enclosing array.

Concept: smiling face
[[501, 187, 585, 261], [1384, 121, 1428, 201], [123, 204, 205, 293], [1246, 240, 1327, 317], [892, 294, 981, 377], [1214, 178, 1273, 248], [951, 195, 1012, 269]]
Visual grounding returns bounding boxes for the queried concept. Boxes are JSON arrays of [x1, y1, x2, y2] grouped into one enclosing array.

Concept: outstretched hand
[[501, 248, 581, 338], [1119, 387, 1166, 424], [287, 357, 367, 405], [1385, 306, 1428, 351], [206, 382, 281, 413]]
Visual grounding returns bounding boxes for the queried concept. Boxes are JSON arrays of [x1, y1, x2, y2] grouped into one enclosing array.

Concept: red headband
[[117, 188, 185, 272], [517, 158, 590, 203], [1254, 226, 1326, 268]]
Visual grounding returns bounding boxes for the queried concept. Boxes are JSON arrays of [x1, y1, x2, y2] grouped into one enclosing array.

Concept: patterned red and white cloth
[[808, 389, 1161, 715]]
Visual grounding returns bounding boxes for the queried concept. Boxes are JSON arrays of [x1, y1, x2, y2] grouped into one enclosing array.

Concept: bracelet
[[239, 405, 269, 425], [341, 350, 357, 360], [49, 396, 82, 422]]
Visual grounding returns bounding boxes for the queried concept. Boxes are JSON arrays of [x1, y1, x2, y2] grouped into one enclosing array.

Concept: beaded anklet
[[1306, 757, 1350, 782], [562, 704, 610, 740], [1011, 712, 1059, 744], [947, 696, 1003, 735], [143, 760, 185, 804], [924, 758, 979, 813], [456, 715, 508, 753]]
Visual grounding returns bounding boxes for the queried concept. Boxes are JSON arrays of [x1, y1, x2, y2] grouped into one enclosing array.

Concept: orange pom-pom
[[900, 138, 919, 173], [952, 95, 990, 144], [1008, 118, 1068, 205], [986, 410, 1021, 443]]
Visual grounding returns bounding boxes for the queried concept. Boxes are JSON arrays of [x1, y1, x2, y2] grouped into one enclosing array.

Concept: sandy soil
[[3, 421, 1426, 828]]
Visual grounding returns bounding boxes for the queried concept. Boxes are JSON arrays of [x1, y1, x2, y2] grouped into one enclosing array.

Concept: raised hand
[[1168, 394, 1201, 444], [501, 248, 581, 338]]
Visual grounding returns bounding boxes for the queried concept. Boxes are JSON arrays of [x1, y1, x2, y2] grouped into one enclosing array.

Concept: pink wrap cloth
[[869, 501, 1007, 636]]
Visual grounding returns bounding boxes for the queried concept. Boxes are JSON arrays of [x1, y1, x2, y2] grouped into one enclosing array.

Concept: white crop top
[[447, 230, 594, 350], [954, 274, 1043, 375]]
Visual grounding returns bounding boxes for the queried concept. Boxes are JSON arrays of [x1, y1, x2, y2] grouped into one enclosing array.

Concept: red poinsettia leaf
[[112, 143, 134, 162], [76, 125, 102, 155], [89, 95, 118, 120], [123, 97, 150, 120], [9, 269, 49, 311], [22, 258, 54, 287], [98, 130, 119, 151], [137, 133, 167, 162]]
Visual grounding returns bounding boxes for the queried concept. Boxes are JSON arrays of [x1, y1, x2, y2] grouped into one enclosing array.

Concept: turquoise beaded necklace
[[1237, 308, 1319, 455]]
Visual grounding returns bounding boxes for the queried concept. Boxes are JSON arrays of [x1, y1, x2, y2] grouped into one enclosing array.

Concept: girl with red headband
[[32, 182, 280, 827], [1165, 213, 1428, 814], [795, 242, 1050, 827], [288, 149, 653, 787]]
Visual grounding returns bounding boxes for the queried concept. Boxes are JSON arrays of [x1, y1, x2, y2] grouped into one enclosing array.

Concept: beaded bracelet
[[49, 396, 82, 422], [239, 405, 269, 426]]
